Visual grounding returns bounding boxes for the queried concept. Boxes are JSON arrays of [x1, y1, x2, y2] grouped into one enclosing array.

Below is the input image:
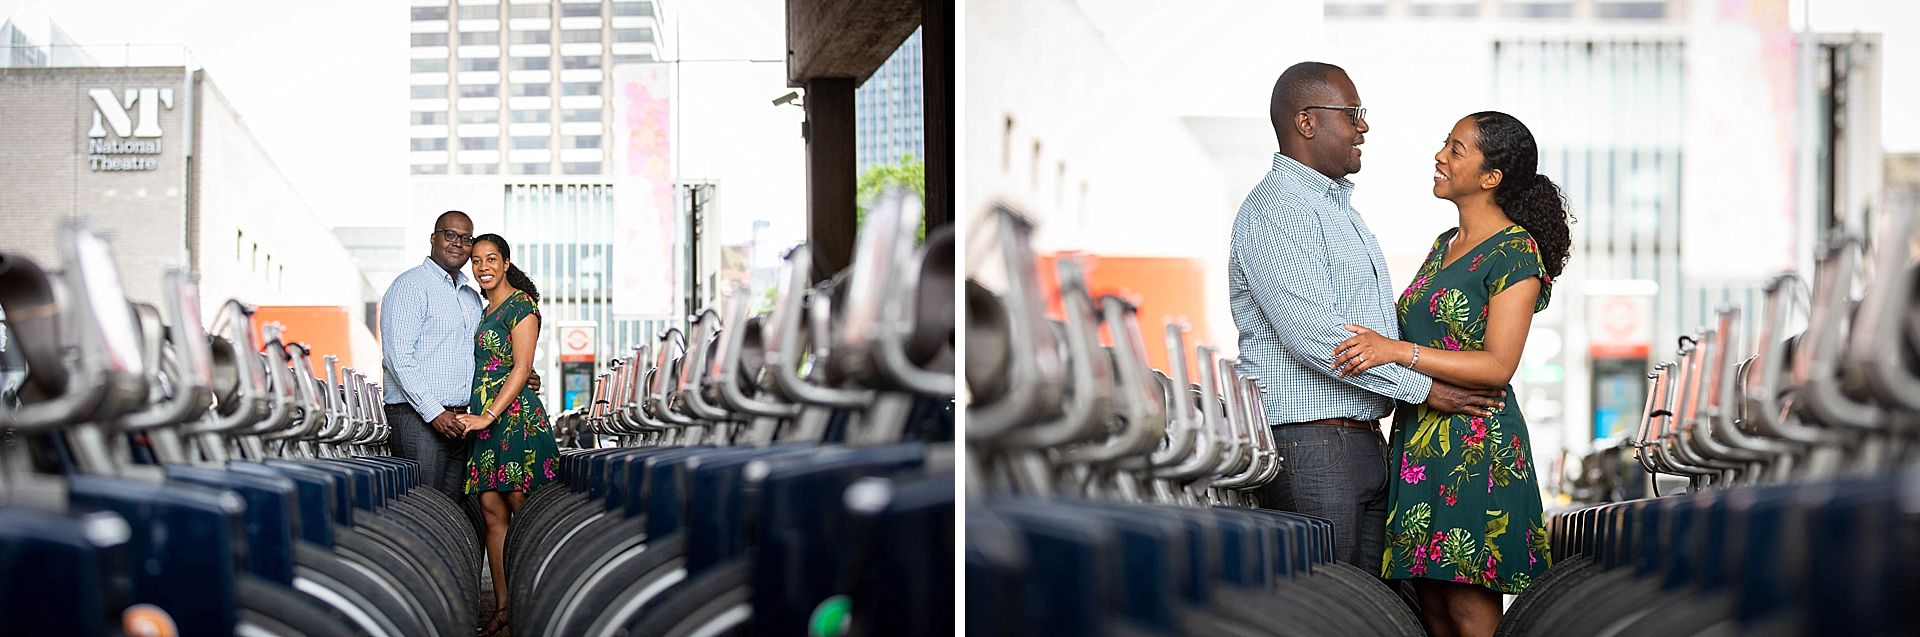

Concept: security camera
[[772, 91, 802, 107]]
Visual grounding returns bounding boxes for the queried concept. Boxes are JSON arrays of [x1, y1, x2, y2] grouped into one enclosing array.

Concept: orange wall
[[251, 306, 374, 381], [1036, 253, 1211, 374]]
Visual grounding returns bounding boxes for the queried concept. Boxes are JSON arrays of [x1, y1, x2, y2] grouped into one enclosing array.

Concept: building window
[[510, 30, 551, 44], [412, 6, 449, 21], [1323, 1, 1388, 17], [511, 109, 551, 124], [1595, 1, 1666, 19], [562, 29, 602, 44], [411, 58, 449, 73], [562, 108, 600, 123], [561, 4, 601, 18], [511, 56, 551, 71], [513, 162, 551, 175], [458, 5, 499, 20], [562, 162, 601, 175], [611, 28, 652, 44], [460, 31, 501, 46], [1501, 1, 1574, 18], [459, 57, 500, 72], [411, 32, 449, 47], [565, 135, 600, 149], [611, 2, 652, 17], [561, 82, 601, 96], [1409, 2, 1478, 17], [411, 137, 449, 151], [460, 163, 501, 175], [412, 164, 450, 175], [411, 111, 448, 125], [510, 4, 551, 19], [460, 110, 501, 124], [561, 55, 601, 70], [411, 84, 449, 99], [461, 137, 500, 150], [459, 84, 500, 98], [511, 82, 550, 97], [512, 136, 550, 149], [612, 54, 653, 65]]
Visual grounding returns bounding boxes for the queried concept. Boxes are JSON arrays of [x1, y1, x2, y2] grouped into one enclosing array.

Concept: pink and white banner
[[612, 62, 676, 319]]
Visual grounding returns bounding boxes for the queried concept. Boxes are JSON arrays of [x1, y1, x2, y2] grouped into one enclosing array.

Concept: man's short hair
[[434, 210, 471, 230], [1270, 62, 1348, 136]]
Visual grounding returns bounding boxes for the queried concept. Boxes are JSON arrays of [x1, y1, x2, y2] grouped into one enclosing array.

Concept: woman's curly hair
[[1471, 111, 1574, 279]]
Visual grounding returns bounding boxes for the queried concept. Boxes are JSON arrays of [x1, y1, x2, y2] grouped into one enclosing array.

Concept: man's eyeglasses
[[1303, 105, 1367, 126], [435, 229, 475, 246]]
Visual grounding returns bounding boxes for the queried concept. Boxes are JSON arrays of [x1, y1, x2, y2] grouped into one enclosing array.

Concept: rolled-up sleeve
[[1237, 209, 1434, 404], [379, 277, 444, 422]]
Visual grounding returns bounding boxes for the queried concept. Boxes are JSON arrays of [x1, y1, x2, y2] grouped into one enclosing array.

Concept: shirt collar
[[1270, 152, 1356, 202], [420, 256, 471, 289]]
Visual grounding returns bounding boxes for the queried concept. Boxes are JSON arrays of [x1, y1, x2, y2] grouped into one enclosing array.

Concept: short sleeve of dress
[[1483, 227, 1552, 313], [503, 292, 542, 332]]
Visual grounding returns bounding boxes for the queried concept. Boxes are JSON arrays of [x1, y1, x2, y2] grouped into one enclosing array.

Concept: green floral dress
[[1380, 225, 1553, 594], [464, 290, 560, 494]]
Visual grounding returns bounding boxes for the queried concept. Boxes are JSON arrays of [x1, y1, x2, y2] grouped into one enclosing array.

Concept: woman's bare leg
[[479, 490, 511, 632], [1412, 579, 1458, 637]]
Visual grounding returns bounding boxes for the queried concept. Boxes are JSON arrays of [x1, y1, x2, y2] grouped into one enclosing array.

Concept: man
[[1229, 62, 1505, 570], [381, 210, 536, 501]]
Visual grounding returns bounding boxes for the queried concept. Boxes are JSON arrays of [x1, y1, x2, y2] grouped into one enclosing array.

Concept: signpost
[[556, 321, 596, 411], [1586, 284, 1655, 440]]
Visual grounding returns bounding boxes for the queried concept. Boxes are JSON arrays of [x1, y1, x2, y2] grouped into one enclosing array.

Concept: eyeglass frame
[[1302, 105, 1367, 126], [433, 228, 476, 246]]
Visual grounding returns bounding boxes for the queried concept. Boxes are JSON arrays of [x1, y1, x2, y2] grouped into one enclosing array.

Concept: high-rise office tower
[[855, 27, 924, 172], [408, 0, 666, 177]]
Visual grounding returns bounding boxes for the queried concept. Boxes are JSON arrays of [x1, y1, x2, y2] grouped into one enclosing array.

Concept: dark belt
[[1279, 418, 1379, 431], [444, 405, 468, 414]]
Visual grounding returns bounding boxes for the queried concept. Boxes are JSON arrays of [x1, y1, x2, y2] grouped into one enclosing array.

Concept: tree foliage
[[856, 153, 927, 243]]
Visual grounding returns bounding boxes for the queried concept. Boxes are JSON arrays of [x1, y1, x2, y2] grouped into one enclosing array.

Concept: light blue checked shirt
[[1230, 152, 1433, 425], [381, 257, 485, 422]]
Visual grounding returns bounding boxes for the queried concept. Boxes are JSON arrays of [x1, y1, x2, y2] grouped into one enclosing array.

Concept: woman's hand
[[1332, 325, 1413, 377], [455, 412, 494, 433]]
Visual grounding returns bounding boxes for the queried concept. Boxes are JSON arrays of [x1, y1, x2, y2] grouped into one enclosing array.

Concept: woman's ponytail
[[1472, 111, 1575, 279], [505, 263, 540, 303]]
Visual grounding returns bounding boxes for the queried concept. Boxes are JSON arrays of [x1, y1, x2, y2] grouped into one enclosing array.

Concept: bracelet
[[483, 407, 498, 420], [1409, 344, 1421, 369]]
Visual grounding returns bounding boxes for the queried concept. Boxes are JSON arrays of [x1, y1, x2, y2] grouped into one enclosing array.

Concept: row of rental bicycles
[[1496, 213, 1920, 636], [0, 187, 953, 636]]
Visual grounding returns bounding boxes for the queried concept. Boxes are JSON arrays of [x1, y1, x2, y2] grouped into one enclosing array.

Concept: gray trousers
[[386, 403, 471, 501], [1254, 424, 1391, 573]]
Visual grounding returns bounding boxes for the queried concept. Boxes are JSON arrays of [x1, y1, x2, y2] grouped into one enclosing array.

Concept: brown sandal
[[476, 607, 509, 637]]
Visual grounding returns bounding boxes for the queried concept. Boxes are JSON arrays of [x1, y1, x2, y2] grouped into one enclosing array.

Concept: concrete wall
[[0, 66, 192, 308]]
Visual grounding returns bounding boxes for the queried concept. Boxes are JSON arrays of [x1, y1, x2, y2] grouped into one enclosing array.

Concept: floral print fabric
[[1381, 225, 1553, 594], [464, 290, 561, 494]]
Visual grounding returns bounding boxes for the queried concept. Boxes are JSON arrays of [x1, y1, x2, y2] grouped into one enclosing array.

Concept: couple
[[1231, 62, 1572, 637], [380, 210, 561, 637]]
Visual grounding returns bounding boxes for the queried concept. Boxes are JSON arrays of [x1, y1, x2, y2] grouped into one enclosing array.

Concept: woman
[[1329, 111, 1572, 637], [454, 233, 562, 637]]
